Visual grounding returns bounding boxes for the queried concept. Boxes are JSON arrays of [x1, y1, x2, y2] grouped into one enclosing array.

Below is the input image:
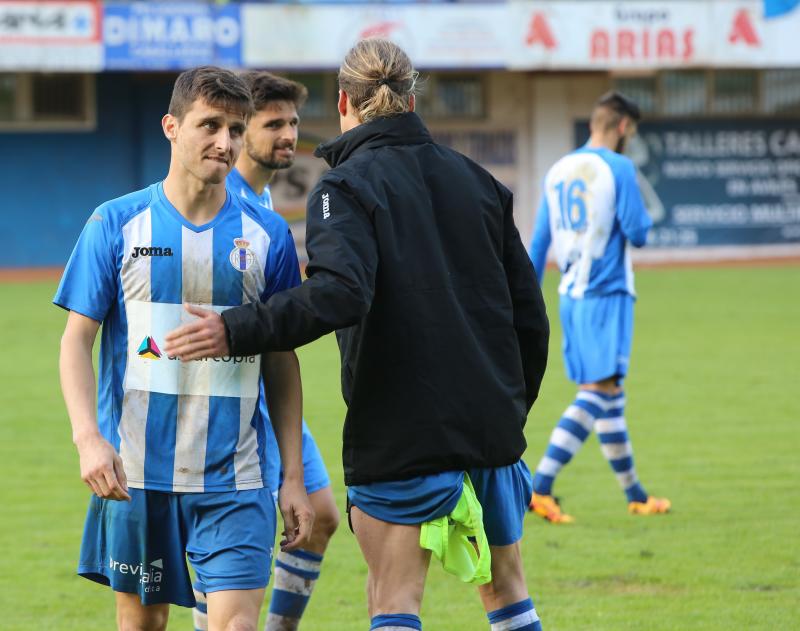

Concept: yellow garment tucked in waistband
[[419, 474, 492, 585]]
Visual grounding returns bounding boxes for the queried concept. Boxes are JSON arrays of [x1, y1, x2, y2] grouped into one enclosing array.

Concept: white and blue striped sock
[[533, 390, 613, 495], [192, 589, 208, 631], [487, 598, 542, 630], [595, 390, 648, 503], [265, 549, 323, 631]]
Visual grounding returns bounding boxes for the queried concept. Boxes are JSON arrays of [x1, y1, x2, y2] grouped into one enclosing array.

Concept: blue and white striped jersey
[[530, 146, 652, 299], [54, 181, 301, 493], [226, 167, 281, 492], [228, 167, 274, 211]]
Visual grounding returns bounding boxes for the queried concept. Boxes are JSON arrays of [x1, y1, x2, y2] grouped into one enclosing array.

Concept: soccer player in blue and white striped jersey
[[190, 72, 339, 631], [55, 66, 313, 630], [528, 91, 670, 523]]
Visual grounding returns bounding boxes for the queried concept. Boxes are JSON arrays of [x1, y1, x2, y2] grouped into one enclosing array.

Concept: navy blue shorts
[[348, 461, 533, 547], [78, 487, 276, 607], [560, 292, 634, 384]]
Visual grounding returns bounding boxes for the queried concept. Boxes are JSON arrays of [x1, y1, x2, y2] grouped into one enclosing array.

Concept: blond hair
[[339, 38, 418, 123]]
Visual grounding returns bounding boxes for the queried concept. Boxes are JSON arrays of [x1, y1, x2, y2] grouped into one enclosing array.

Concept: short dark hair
[[592, 90, 642, 129], [169, 66, 254, 121], [240, 71, 308, 112]]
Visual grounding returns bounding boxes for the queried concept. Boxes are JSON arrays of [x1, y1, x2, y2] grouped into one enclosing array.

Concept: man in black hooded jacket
[[166, 40, 549, 631]]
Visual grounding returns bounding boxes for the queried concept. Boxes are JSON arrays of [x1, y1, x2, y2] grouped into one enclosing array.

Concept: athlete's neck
[[162, 168, 228, 226], [236, 153, 275, 197], [587, 130, 620, 152]]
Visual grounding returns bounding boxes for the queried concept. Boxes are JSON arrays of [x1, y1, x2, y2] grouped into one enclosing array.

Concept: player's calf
[[265, 486, 339, 630]]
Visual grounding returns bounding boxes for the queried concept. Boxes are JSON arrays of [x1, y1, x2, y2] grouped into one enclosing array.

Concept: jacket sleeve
[[502, 189, 550, 412], [222, 174, 378, 354]]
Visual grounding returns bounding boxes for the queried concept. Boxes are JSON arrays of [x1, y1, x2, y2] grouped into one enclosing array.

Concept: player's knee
[[315, 503, 341, 540], [221, 617, 257, 631], [118, 611, 168, 631]]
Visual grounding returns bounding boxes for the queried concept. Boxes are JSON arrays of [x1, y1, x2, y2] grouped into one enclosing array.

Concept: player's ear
[[162, 114, 178, 142], [337, 90, 349, 118], [408, 93, 415, 113]]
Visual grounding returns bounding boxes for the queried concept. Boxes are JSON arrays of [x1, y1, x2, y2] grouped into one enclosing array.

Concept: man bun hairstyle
[[591, 90, 642, 131], [240, 71, 309, 112], [169, 66, 254, 121], [338, 38, 418, 123]]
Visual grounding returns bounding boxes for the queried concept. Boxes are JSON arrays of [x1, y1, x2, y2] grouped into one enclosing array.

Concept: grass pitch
[[0, 266, 797, 630]]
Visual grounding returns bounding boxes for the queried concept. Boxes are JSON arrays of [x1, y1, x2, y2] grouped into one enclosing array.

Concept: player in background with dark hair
[[191, 71, 340, 631], [527, 91, 671, 524], [56, 66, 313, 631]]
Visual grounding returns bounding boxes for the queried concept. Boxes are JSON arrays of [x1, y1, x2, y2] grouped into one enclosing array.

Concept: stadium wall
[[0, 74, 172, 267], [1, 69, 798, 267]]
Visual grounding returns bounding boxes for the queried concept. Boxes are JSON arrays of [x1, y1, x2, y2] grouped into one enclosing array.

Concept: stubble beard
[[247, 145, 294, 171]]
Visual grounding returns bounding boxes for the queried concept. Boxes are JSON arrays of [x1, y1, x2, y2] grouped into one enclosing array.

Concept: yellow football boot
[[628, 496, 672, 515], [529, 493, 575, 524]]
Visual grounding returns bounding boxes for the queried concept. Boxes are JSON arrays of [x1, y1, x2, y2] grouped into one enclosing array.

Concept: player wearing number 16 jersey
[[528, 91, 670, 523]]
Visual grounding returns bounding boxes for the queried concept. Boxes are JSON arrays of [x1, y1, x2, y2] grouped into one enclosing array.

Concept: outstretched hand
[[163, 303, 230, 360]]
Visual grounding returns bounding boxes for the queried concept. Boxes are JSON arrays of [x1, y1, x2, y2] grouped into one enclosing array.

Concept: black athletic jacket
[[222, 112, 549, 485]]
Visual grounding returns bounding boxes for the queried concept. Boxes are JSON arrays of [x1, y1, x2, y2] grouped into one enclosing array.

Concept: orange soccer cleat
[[529, 493, 575, 524], [628, 496, 672, 515]]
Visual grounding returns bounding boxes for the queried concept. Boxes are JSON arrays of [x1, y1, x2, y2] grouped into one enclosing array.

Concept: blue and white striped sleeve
[[262, 224, 302, 301], [53, 210, 117, 322], [615, 159, 652, 248]]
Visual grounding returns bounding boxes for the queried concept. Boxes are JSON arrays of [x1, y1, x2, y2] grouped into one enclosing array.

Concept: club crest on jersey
[[229, 238, 255, 272]]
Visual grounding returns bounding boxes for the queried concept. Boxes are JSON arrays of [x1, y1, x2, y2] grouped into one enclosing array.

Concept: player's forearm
[[59, 331, 100, 445], [263, 351, 305, 483]]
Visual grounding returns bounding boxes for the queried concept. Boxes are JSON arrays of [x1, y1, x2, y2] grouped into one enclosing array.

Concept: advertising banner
[[103, 2, 242, 70], [576, 120, 800, 247], [508, 0, 800, 70], [0, 1, 102, 70], [710, 2, 800, 67], [241, 4, 508, 69]]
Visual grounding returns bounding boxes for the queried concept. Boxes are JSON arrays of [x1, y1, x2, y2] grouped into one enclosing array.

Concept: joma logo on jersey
[[131, 246, 173, 259], [109, 556, 163, 591], [322, 193, 331, 219]]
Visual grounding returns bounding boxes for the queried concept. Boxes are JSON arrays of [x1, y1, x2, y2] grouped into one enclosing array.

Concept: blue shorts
[[78, 487, 276, 607], [347, 461, 533, 547], [265, 420, 331, 498], [560, 292, 634, 385]]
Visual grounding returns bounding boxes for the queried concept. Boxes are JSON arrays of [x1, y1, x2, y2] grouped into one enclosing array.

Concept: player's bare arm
[[262, 350, 314, 551], [163, 303, 229, 360], [59, 311, 130, 502]]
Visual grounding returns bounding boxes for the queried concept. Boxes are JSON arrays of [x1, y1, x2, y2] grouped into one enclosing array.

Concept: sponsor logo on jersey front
[[125, 301, 261, 397], [137, 336, 161, 359], [229, 238, 255, 272]]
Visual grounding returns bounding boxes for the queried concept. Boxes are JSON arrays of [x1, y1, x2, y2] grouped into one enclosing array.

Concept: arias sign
[[513, 2, 704, 69], [510, 1, 800, 70]]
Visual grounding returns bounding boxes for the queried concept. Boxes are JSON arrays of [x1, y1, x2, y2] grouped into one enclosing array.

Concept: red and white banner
[[0, 1, 102, 70], [241, 1, 800, 71], [510, 0, 800, 70]]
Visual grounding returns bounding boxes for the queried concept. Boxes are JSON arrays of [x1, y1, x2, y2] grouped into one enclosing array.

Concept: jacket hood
[[314, 112, 433, 168]]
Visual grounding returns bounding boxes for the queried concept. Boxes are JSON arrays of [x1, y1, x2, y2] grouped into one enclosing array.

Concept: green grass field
[[1, 266, 798, 630]]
